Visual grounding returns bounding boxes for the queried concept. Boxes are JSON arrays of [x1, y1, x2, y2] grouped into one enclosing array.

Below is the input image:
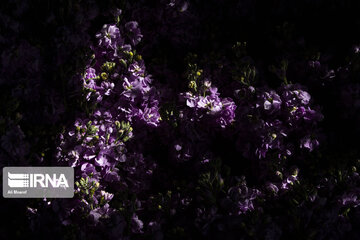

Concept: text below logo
[[3, 167, 74, 198]]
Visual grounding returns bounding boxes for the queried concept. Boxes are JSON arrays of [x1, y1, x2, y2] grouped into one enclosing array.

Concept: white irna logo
[[8, 172, 69, 188], [4, 167, 74, 198]]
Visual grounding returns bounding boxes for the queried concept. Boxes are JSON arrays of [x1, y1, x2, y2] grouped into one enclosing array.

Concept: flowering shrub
[[1, 1, 360, 240]]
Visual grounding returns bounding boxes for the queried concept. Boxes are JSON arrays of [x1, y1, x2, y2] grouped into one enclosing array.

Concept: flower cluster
[[2, 1, 360, 240], [53, 15, 326, 237], [54, 12, 160, 234], [233, 83, 323, 162], [181, 80, 237, 128]]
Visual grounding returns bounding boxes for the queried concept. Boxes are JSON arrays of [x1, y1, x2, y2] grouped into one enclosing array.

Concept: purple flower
[[102, 167, 121, 182], [300, 136, 319, 152], [181, 80, 236, 128], [340, 192, 360, 207], [222, 178, 262, 216], [258, 90, 282, 113], [140, 106, 161, 127], [254, 119, 288, 159], [96, 24, 123, 50], [100, 190, 114, 202], [131, 214, 144, 233], [280, 171, 299, 190], [81, 163, 96, 176], [89, 204, 113, 224], [217, 98, 236, 128], [125, 21, 143, 46], [266, 182, 279, 195]]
